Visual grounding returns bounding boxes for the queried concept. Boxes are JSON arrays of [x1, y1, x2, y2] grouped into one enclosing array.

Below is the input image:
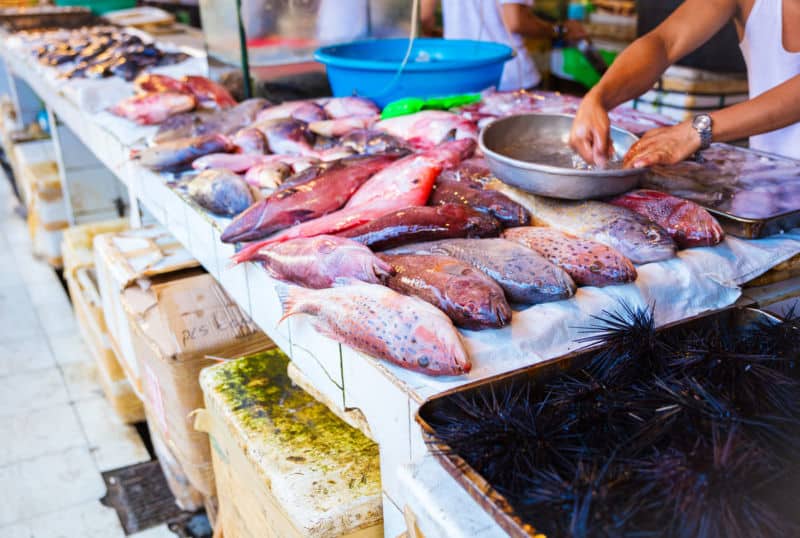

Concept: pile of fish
[[133, 92, 727, 377], [32, 26, 188, 81], [110, 73, 236, 125]]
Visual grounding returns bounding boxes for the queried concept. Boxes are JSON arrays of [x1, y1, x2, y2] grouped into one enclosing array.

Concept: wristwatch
[[692, 114, 713, 150], [552, 23, 566, 41]]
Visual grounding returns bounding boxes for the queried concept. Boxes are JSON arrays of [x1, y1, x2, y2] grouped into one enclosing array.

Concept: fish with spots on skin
[[379, 253, 511, 330], [232, 139, 476, 257], [276, 280, 471, 376], [502, 227, 637, 287], [609, 189, 724, 248], [247, 235, 393, 288], [338, 204, 501, 251], [388, 238, 576, 305], [488, 180, 677, 264]]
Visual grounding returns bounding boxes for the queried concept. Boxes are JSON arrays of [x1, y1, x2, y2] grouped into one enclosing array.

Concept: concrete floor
[[0, 172, 175, 537]]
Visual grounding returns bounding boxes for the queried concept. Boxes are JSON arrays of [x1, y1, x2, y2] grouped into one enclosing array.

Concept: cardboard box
[[198, 350, 383, 538], [93, 226, 200, 397], [123, 272, 273, 496], [62, 219, 129, 279]]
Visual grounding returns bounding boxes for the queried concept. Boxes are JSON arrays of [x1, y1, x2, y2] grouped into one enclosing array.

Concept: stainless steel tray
[[479, 113, 646, 200], [644, 144, 800, 238], [416, 305, 782, 538]]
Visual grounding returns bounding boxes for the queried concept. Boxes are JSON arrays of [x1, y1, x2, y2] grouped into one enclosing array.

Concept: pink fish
[[323, 97, 380, 119], [109, 92, 196, 125], [376, 111, 478, 149], [243, 156, 317, 189], [222, 154, 402, 244], [308, 116, 378, 138], [231, 128, 267, 154], [133, 73, 190, 94], [182, 76, 236, 109], [192, 153, 265, 172], [247, 235, 392, 288], [256, 101, 327, 123], [277, 280, 471, 376], [233, 139, 475, 258], [502, 227, 637, 287], [256, 118, 318, 157], [609, 189, 724, 248]]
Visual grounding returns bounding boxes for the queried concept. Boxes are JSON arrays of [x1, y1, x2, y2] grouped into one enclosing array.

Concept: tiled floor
[[0, 172, 174, 537]]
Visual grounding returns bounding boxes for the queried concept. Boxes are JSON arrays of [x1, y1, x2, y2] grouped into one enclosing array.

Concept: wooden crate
[[198, 350, 383, 538]]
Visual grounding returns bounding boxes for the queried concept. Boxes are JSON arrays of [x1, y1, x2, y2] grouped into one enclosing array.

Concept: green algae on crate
[[201, 349, 381, 507]]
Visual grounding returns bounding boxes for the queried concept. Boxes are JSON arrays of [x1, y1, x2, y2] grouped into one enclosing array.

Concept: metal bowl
[[479, 113, 646, 200]]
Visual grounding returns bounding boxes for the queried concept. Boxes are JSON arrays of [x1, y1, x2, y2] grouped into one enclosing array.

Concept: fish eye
[[418, 356, 430, 367], [646, 229, 661, 241]]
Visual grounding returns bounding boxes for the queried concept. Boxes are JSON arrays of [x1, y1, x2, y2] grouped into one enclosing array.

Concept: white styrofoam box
[[63, 167, 126, 218], [398, 457, 509, 538], [12, 139, 57, 203]]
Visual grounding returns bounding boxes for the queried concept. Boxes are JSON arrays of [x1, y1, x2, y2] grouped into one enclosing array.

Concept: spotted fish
[[488, 181, 677, 264], [277, 280, 470, 376], [502, 227, 637, 287]]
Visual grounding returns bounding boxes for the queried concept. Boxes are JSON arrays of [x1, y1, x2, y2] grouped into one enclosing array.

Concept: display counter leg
[[47, 107, 128, 226]]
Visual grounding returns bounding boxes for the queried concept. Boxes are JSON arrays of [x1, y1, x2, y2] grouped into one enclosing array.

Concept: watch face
[[694, 115, 711, 130]]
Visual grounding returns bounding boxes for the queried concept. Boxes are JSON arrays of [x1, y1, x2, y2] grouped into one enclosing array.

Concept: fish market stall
[[3, 18, 800, 537]]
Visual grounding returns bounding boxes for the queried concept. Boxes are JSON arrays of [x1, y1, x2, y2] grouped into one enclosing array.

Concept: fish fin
[[233, 239, 274, 263], [373, 258, 395, 280], [275, 284, 312, 324]]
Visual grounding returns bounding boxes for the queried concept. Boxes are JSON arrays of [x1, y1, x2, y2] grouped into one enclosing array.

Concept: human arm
[[500, 2, 587, 41], [624, 74, 800, 167], [420, 0, 442, 37], [569, 0, 738, 165]]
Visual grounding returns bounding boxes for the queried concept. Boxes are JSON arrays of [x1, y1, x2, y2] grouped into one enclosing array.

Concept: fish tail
[[275, 285, 309, 324]]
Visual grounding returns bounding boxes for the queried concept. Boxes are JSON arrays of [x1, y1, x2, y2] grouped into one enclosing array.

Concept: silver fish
[[488, 181, 677, 264], [187, 169, 254, 217], [388, 238, 576, 305]]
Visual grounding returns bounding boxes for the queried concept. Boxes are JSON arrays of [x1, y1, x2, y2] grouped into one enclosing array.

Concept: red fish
[[277, 280, 471, 376], [221, 154, 401, 243], [247, 235, 392, 288], [609, 189, 724, 248], [110, 92, 196, 125], [233, 139, 475, 260], [502, 227, 637, 287], [339, 204, 501, 251], [133, 73, 190, 94], [379, 253, 511, 330], [182, 76, 236, 109]]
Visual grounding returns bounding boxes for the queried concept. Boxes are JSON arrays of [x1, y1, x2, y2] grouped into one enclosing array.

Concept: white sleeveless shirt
[[739, 0, 800, 158]]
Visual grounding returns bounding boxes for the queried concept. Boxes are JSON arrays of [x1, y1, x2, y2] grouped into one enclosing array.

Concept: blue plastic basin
[[314, 38, 514, 107]]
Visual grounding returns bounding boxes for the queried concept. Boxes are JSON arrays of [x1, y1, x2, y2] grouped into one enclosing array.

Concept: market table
[[3, 30, 800, 538]]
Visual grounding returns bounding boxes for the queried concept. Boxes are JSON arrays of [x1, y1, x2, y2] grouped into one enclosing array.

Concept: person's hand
[[623, 121, 701, 168], [563, 20, 589, 42], [570, 93, 613, 166]]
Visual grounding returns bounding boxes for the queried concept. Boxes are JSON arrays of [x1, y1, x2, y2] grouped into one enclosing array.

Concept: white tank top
[[442, 0, 541, 90], [739, 0, 800, 158]]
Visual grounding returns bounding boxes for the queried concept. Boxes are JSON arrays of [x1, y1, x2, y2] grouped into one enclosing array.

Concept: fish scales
[[609, 189, 724, 248], [388, 238, 576, 305], [488, 181, 677, 264], [502, 227, 637, 287], [278, 281, 470, 376], [379, 253, 511, 330]]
